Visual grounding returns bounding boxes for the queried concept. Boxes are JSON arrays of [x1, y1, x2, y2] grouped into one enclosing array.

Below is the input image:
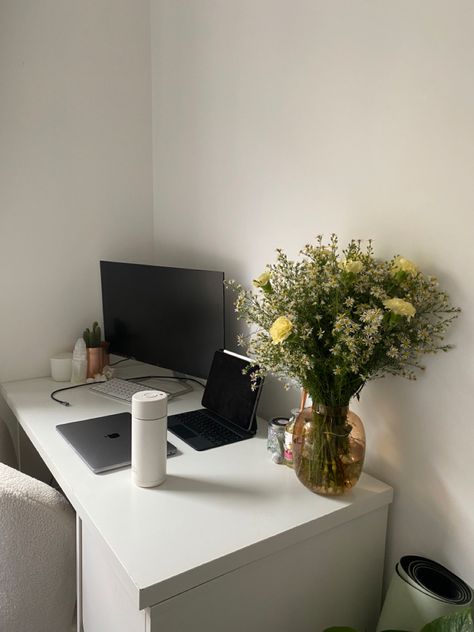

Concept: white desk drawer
[[149, 506, 388, 632]]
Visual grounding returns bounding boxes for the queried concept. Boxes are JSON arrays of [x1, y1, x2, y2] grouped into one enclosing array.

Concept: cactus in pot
[[83, 321, 105, 377], [83, 321, 102, 348]]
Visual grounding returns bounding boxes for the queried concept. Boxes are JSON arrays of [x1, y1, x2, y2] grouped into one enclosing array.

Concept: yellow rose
[[383, 297, 416, 320], [253, 271, 271, 290], [392, 256, 418, 276], [340, 259, 363, 274], [269, 316, 293, 344]]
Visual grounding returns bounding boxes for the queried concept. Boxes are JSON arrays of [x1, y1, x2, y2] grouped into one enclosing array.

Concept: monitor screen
[[100, 261, 225, 379]]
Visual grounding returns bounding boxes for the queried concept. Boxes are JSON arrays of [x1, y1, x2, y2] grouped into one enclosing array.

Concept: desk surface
[[1, 372, 392, 610]]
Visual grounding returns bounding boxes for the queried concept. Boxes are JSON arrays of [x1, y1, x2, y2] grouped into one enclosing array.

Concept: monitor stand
[[166, 373, 194, 400], [131, 372, 194, 401], [110, 356, 199, 400]]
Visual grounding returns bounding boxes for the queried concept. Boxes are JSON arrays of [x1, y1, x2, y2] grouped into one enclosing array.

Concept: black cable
[[50, 382, 92, 406], [50, 374, 205, 407], [108, 356, 133, 367]]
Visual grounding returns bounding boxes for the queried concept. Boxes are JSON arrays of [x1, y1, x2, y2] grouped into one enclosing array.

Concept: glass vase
[[292, 402, 365, 496]]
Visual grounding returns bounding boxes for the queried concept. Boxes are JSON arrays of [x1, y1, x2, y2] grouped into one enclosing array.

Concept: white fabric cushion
[[0, 464, 76, 632]]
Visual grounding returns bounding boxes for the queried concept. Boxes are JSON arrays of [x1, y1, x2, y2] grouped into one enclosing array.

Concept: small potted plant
[[83, 321, 107, 378]]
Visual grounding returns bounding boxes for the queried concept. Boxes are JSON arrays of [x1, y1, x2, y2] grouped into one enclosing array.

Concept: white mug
[[50, 352, 73, 382]]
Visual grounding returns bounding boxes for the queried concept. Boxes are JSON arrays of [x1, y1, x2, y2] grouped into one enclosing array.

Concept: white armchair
[[0, 462, 76, 632]]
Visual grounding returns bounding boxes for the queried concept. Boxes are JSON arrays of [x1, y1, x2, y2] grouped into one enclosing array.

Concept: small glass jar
[[267, 418, 289, 464]]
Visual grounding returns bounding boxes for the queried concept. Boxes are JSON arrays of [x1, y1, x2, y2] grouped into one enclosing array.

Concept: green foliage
[[421, 609, 474, 632], [83, 321, 102, 348], [227, 235, 460, 406], [322, 607, 473, 632]]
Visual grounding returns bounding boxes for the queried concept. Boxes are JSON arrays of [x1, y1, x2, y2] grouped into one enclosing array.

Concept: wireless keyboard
[[89, 378, 160, 403]]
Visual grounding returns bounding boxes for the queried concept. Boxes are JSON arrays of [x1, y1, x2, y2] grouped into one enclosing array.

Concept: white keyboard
[[89, 378, 160, 403]]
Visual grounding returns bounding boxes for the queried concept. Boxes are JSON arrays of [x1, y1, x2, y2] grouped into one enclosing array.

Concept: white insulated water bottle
[[131, 391, 168, 488]]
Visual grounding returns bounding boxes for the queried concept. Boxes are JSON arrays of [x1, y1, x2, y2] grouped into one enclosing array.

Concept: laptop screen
[[201, 351, 262, 431]]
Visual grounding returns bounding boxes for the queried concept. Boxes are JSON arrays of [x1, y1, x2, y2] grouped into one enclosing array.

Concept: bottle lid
[[132, 390, 168, 420], [269, 417, 289, 428]]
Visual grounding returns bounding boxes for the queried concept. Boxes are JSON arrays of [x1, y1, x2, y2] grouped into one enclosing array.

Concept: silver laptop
[[56, 412, 177, 473]]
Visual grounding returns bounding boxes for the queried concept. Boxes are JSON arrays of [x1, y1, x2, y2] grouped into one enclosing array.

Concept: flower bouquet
[[227, 235, 459, 495]]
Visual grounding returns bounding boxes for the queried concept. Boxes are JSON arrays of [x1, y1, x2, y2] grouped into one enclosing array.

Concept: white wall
[[0, 0, 154, 383], [151, 0, 474, 589]]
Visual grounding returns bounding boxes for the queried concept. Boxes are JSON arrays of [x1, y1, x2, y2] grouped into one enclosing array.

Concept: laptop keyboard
[[173, 410, 242, 447]]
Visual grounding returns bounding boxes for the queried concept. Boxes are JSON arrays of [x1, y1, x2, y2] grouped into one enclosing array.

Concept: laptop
[[57, 412, 177, 473], [168, 350, 263, 451]]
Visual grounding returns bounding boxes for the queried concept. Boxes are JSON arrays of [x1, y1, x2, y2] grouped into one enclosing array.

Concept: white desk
[[1, 375, 392, 632]]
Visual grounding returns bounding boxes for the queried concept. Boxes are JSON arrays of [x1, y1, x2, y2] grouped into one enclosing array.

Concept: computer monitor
[[100, 261, 225, 379]]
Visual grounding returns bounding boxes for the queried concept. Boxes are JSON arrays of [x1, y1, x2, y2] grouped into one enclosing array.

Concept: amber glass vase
[[292, 402, 365, 496]]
